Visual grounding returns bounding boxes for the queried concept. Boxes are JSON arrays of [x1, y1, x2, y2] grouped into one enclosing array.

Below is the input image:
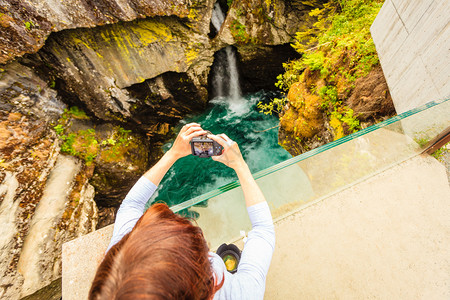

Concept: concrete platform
[[62, 154, 450, 299], [266, 155, 450, 299]]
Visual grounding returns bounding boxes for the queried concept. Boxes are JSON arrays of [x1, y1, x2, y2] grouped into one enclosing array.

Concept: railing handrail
[[171, 97, 449, 213]]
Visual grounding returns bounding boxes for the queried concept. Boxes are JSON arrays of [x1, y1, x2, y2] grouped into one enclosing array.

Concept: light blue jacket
[[107, 176, 275, 300]]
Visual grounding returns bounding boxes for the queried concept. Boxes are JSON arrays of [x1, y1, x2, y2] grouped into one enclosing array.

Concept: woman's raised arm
[[106, 123, 207, 251]]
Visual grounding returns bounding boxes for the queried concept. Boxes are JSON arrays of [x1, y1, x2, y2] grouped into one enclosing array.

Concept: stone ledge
[[62, 225, 113, 300]]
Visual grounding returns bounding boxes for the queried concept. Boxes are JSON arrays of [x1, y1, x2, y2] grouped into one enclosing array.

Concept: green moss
[[133, 20, 174, 45], [188, 8, 199, 21], [99, 127, 133, 163], [60, 129, 99, 165], [230, 18, 259, 44], [274, 0, 382, 142], [290, 0, 382, 81], [67, 18, 175, 70], [55, 115, 138, 165], [53, 107, 89, 135], [66, 106, 90, 119], [54, 124, 64, 135], [24, 21, 34, 30], [231, 20, 247, 42], [53, 107, 97, 164]]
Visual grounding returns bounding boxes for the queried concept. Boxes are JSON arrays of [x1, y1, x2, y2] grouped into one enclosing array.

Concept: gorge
[[0, 0, 395, 298], [149, 2, 292, 208]]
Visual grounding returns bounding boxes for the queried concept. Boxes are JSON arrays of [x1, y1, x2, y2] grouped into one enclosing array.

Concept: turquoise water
[[147, 91, 292, 208]]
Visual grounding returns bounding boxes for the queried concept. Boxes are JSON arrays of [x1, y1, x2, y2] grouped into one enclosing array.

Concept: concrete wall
[[370, 0, 450, 114]]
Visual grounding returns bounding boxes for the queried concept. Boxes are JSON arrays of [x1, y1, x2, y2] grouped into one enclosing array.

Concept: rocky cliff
[[0, 0, 322, 298], [0, 0, 209, 64], [279, 65, 395, 155], [0, 62, 98, 299], [276, 0, 395, 156]]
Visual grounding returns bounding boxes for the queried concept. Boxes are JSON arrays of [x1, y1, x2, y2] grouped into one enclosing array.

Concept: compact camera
[[190, 132, 223, 157]]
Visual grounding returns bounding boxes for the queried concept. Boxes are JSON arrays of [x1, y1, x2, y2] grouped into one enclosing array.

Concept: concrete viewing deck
[[63, 154, 450, 299]]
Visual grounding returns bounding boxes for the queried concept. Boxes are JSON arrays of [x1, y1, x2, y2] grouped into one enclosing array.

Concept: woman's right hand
[[208, 134, 247, 172], [168, 123, 207, 160]]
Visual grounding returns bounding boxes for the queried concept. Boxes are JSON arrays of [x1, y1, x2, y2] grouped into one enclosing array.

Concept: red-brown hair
[[89, 203, 222, 300]]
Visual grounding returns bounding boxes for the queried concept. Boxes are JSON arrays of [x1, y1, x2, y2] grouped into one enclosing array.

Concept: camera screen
[[193, 141, 214, 156]]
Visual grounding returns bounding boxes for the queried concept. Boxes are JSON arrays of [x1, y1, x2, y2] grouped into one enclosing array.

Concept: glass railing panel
[[173, 98, 450, 249]]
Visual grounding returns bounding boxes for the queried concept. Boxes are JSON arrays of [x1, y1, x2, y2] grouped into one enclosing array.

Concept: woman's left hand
[[169, 123, 207, 159]]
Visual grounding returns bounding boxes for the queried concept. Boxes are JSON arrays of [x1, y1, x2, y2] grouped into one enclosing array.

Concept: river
[[147, 91, 292, 208]]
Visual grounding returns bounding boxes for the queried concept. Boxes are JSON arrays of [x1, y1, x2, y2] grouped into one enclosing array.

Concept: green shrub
[[285, 0, 383, 92], [318, 85, 339, 109], [271, 0, 383, 140], [303, 52, 325, 72], [340, 109, 360, 132], [257, 97, 287, 115], [275, 60, 304, 92]]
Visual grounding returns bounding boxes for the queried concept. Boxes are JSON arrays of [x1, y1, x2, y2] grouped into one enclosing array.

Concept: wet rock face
[[90, 123, 150, 207], [0, 61, 64, 123], [0, 109, 64, 299], [0, 63, 99, 299], [0, 110, 59, 292], [33, 15, 214, 123], [0, 0, 208, 64], [0, 115, 99, 298], [216, 0, 321, 47]]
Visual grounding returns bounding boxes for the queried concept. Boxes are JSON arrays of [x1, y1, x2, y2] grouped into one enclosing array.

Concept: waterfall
[[211, 2, 242, 102], [211, 2, 225, 32]]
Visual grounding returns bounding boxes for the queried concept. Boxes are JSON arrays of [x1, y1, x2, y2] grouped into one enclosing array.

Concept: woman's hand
[[208, 134, 247, 172], [169, 123, 207, 159]]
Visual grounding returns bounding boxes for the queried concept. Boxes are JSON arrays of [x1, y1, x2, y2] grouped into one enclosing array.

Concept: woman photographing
[[89, 123, 275, 299]]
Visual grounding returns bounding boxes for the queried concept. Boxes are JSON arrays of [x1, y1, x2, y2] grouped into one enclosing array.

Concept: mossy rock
[[90, 124, 149, 207], [281, 81, 323, 139]]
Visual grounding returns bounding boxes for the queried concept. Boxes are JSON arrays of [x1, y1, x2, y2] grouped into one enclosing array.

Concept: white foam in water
[[144, 4, 291, 208], [210, 95, 251, 118], [146, 91, 292, 209]]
